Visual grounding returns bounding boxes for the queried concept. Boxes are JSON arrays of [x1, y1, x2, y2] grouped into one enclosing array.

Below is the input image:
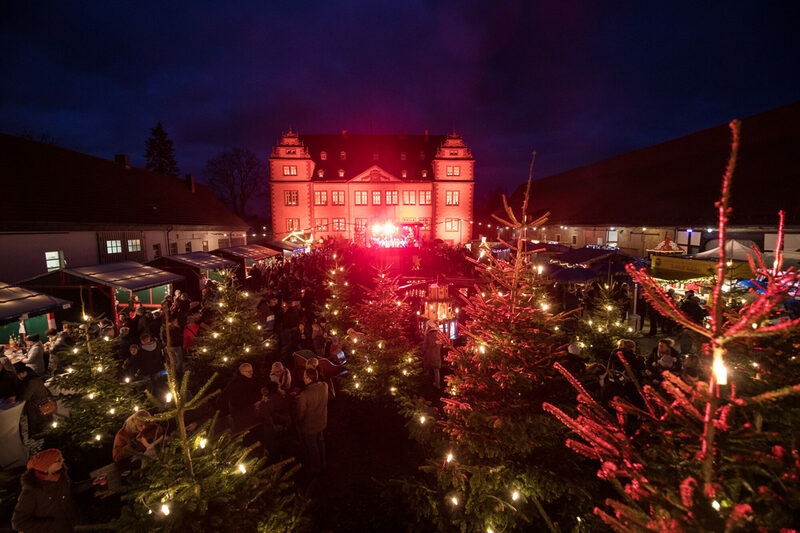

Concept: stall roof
[[555, 246, 637, 266], [158, 252, 236, 271], [214, 244, 280, 260], [0, 282, 72, 322], [66, 262, 184, 292], [263, 240, 304, 252]]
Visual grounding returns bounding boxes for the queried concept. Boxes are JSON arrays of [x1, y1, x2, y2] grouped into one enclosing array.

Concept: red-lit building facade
[[268, 130, 474, 245]]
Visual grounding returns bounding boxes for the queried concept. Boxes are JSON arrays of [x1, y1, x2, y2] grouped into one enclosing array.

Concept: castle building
[[268, 130, 474, 246]]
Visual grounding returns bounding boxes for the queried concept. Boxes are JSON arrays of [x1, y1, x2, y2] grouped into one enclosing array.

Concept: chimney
[[424, 129, 429, 142], [341, 129, 348, 139], [114, 154, 130, 168], [185, 174, 195, 193]]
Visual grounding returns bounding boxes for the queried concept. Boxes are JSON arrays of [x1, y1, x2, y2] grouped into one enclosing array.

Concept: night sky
[[2, 1, 798, 208]]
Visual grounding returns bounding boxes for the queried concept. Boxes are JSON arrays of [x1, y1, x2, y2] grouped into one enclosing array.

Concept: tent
[[694, 240, 761, 262], [0, 282, 72, 343], [149, 252, 236, 299], [648, 236, 686, 254], [20, 262, 183, 324], [212, 244, 280, 279]]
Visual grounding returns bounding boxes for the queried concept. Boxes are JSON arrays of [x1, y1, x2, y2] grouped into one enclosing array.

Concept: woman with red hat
[[12, 448, 78, 532]]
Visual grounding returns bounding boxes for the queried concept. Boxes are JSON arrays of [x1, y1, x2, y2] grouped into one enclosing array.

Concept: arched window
[[318, 169, 324, 178], [401, 170, 407, 178], [340, 151, 346, 160], [421, 170, 428, 178], [338, 169, 345, 178], [320, 151, 327, 160]]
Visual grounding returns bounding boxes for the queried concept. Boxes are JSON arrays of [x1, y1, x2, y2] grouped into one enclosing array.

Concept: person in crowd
[[45, 328, 69, 373], [559, 343, 586, 376], [422, 321, 442, 389], [131, 334, 165, 394], [681, 354, 705, 383], [99, 319, 116, 338], [131, 307, 148, 339], [220, 363, 262, 432], [311, 322, 325, 357], [182, 312, 202, 352], [12, 448, 79, 533], [269, 361, 292, 392], [22, 334, 46, 375], [258, 381, 292, 457], [680, 290, 707, 324], [296, 367, 328, 475], [646, 339, 682, 383], [677, 327, 693, 355], [604, 339, 645, 406], [113, 410, 164, 470], [295, 322, 312, 352], [327, 335, 344, 362], [116, 327, 134, 361], [161, 314, 184, 374], [1, 356, 18, 398], [14, 362, 53, 437]]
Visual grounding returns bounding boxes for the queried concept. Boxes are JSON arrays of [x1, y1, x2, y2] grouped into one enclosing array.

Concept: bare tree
[[204, 148, 265, 217]]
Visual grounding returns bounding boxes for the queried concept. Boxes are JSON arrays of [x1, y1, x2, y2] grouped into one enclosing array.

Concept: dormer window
[[320, 151, 327, 160], [400, 152, 406, 161], [422, 170, 428, 178], [419, 151, 425, 160], [287, 149, 296, 155], [338, 169, 345, 178], [401, 170, 407, 178], [373, 153, 379, 161], [318, 169, 324, 178], [340, 151, 346, 160]]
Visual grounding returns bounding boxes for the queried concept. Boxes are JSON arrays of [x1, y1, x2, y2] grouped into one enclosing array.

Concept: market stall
[[211, 244, 280, 280], [149, 252, 236, 299], [0, 282, 72, 343], [19, 262, 183, 324]]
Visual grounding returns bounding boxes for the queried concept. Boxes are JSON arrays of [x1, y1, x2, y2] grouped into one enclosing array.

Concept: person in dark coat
[[1, 356, 18, 398], [12, 449, 79, 533], [680, 290, 707, 324], [422, 321, 442, 388], [296, 368, 328, 475], [220, 363, 262, 432], [14, 363, 53, 436], [22, 334, 46, 375], [646, 339, 682, 375]]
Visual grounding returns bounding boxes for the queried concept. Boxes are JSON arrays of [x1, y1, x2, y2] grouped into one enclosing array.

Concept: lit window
[[340, 151, 346, 160], [422, 170, 428, 178], [355, 218, 368, 231], [386, 191, 398, 205], [332, 191, 345, 205], [185, 241, 193, 253], [446, 191, 460, 206], [401, 170, 407, 178], [284, 190, 299, 206], [127, 239, 142, 252], [372, 191, 382, 205], [45, 251, 65, 271], [333, 218, 346, 231], [419, 217, 431, 229], [355, 191, 368, 205], [403, 190, 416, 205], [446, 166, 461, 176], [320, 151, 327, 160], [315, 218, 328, 231], [400, 152, 406, 161], [445, 219, 460, 232], [338, 169, 345, 178], [286, 218, 300, 231], [106, 240, 122, 254], [318, 169, 324, 178], [203, 240, 209, 252], [314, 191, 328, 206], [419, 191, 431, 205], [283, 165, 297, 176]]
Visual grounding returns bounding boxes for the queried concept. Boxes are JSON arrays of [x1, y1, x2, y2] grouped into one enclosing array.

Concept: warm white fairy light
[[227, 317, 234, 323], [354, 382, 360, 389], [67, 367, 74, 373], [202, 348, 208, 353], [134, 406, 139, 412], [390, 386, 397, 393], [244, 347, 250, 353], [407, 357, 412, 363], [711, 500, 721, 511], [450, 496, 459, 506], [108, 408, 115, 415], [223, 357, 229, 362], [419, 415, 426, 424], [367, 366, 373, 373], [512, 490, 519, 501], [88, 393, 95, 400], [244, 292, 249, 297], [95, 434, 101, 441], [96, 365, 103, 373], [238, 464, 247, 474], [103, 336, 110, 341], [72, 348, 78, 354], [218, 302, 224, 307], [446, 452, 454, 463], [213, 333, 219, 339], [165, 392, 173, 403], [83, 314, 89, 321], [199, 438, 207, 449], [402, 369, 408, 376], [257, 325, 262, 330], [712, 347, 728, 385], [124, 377, 131, 383], [161, 504, 170, 515], [52, 420, 58, 428]]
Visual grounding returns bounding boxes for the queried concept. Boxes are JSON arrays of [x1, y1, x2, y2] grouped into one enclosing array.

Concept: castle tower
[[268, 130, 314, 239], [431, 132, 474, 243]]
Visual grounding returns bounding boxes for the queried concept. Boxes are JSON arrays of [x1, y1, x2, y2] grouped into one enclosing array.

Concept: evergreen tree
[[400, 157, 600, 531], [545, 120, 800, 531], [114, 318, 305, 532], [564, 282, 633, 366], [346, 270, 420, 402], [145, 122, 179, 176], [193, 270, 273, 374], [319, 253, 356, 336], [48, 316, 146, 447]]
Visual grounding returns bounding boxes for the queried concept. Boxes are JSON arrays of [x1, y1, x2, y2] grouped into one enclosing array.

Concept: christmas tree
[[115, 316, 306, 532], [564, 282, 634, 366], [193, 270, 273, 374], [345, 270, 420, 403], [318, 252, 356, 336], [48, 315, 146, 447], [400, 156, 600, 531], [545, 120, 800, 531], [144, 122, 179, 176]]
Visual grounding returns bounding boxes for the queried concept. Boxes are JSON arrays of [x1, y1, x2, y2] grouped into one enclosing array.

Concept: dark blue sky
[[2, 1, 798, 204]]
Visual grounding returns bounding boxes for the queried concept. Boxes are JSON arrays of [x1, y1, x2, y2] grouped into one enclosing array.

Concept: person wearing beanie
[[12, 448, 79, 532], [269, 361, 292, 392]]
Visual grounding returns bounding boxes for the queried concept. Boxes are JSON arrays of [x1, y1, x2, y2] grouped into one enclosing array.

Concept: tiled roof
[[298, 133, 451, 181], [513, 102, 800, 227], [0, 133, 249, 230]]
